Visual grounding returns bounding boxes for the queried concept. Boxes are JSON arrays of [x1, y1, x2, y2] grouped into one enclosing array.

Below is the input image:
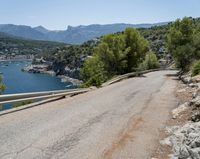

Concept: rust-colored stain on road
[[103, 117, 143, 159], [0, 71, 178, 159]]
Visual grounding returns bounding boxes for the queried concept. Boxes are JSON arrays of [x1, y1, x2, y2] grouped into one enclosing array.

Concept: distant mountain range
[[0, 22, 168, 44]]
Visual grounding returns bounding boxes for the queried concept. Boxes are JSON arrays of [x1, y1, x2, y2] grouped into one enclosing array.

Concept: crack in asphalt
[[125, 90, 140, 102], [42, 111, 109, 159], [1, 111, 109, 159]]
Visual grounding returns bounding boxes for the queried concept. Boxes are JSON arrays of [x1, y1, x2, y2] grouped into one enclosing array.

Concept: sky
[[0, 0, 199, 30]]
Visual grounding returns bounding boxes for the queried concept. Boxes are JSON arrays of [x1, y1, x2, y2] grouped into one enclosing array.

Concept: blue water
[[0, 61, 74, 95], [0, 61, 74, 110]]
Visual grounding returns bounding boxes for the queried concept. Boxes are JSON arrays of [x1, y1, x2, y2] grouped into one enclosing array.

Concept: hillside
[[0, 32, 66, 55], [35, 24, 169, 80], [139, 25, 169, 57], [0, 22, 168, 44]]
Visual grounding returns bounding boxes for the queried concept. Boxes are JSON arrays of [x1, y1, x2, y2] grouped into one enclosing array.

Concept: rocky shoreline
[[22, 64, 83, 86]]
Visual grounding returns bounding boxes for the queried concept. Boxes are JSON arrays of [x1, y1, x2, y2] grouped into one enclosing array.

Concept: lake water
[[0, 61, 74, 110]]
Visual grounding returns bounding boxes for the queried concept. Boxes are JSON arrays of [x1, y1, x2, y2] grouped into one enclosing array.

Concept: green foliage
[[81, 28, 150, 86], [139, 52, 160, 70], [95, 34, 129, 76], [167, 17, 197, 71], [42, 40, 97, 69], [0, 75, 5, 110], [193, 23, 200, 59], [0, 32, 66, 55], [13, 100, 33, 108], [0, 76, 6, 94], [124, 28, 149, 72], [192, 60, 200, 77], [139, 25, 169, 58], [80, 56, 107, 87]]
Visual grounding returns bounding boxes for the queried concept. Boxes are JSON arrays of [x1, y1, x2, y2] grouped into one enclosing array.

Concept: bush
[[167, 17, 197, 71], [80, 28, 150, 87], [0, 76, 6, 94], [139, 52, 160, 70], [192, 60, 200, 76], [13, 100, 33, 108], [80, 56, 107, 87]]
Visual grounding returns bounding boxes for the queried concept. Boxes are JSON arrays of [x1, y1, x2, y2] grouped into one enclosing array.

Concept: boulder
[[177, 88, 187, 93], [189, 136, 200, 148], [190, 96, 200, 107], [172, 103, 189, 119], [180, 74, 192, 84], [191, 113, 200, 122], [189, 83, 198, 88], [192, 75, 200, 83], [192, 88, 200, 98], [188, 147, 200, 159], [165, 122, 200, 159]]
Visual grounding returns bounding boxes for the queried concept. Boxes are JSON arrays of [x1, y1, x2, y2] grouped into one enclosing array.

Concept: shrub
[[80, 28, 150, 87], [167, 17, 196, 71], [192, 60, 200, 76], [0, 76, 6, 94], [80, 56, 107, 87], [139, 52, 160, 70], [13, 100, 33, 108]]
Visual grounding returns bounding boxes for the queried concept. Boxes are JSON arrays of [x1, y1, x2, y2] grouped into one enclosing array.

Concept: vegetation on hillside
[[38, 39, 99, 79], [0, 32, 66, 55], [28, 23, 169, 82], [139, 52, 160, 71], [0, 76, 6, 94], [167, 17, 200, 71], [80, 28, 159, 87], [139, 25, 169, 58], [192, 60, 200, 77]]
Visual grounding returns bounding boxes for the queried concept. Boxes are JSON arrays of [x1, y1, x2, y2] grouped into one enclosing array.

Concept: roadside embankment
[[153, 72, 200, 159]]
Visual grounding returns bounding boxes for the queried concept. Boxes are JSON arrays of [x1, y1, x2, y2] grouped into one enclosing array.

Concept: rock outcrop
[[161, 73, 200, 159], [164, 122, 200, 159]]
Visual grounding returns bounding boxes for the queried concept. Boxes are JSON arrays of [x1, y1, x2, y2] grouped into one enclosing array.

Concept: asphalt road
[[0, 70, 178, 159]]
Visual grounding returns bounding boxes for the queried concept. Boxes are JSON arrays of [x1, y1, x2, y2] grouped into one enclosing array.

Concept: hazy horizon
[[0, 20, 172, 31], [0, 0, 200, 30]]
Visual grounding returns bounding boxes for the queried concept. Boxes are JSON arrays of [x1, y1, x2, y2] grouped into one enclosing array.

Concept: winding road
[[0, 70, 178, 159]]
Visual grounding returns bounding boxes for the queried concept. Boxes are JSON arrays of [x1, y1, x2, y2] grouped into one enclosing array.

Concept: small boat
[[0, 72, 3, 74]]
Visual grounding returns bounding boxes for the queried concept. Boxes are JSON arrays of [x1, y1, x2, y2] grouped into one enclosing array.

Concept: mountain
[[0, 22, 169, 44], [33, 26, 49, 34], [0, 24, 46, 40]]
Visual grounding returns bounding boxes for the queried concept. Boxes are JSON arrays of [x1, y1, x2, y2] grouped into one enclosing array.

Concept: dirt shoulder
[[152, 74, 200, 159]]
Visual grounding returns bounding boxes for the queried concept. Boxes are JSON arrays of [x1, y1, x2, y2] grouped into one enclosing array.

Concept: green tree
[[81, 28, 150, 87], [192, 60, 200, 76], [0, 76, 6, 94], [193, 23, 200, 59], [139, 52, 160, 70], [124, 28, 149, 72], [0, 75, 6, 110], [80, 56, 107, 87], [167, 17, 195, 70], [95, 34, 129, 77]]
